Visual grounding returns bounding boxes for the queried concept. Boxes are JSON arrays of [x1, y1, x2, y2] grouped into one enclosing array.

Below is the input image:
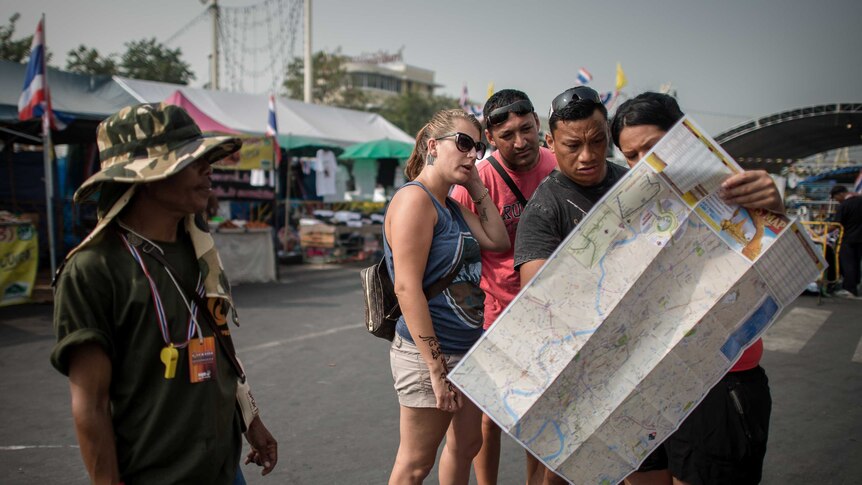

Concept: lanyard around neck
[[119, 232, 205, 349]]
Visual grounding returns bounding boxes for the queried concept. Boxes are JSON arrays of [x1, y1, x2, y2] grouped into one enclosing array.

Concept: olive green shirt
[[52, 226, 241, 484]]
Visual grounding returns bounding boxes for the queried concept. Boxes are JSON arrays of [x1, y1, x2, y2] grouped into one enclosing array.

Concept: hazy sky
[[8, 0, 862, 135]]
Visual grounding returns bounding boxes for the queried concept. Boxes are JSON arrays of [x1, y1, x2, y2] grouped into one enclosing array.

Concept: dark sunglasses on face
[[550, 86, 602, 116], [434, 132, 487, 159], [485, 99, 535, 127]]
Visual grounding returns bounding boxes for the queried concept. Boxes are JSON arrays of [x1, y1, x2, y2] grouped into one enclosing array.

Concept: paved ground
[[1, 262, 860, 484]]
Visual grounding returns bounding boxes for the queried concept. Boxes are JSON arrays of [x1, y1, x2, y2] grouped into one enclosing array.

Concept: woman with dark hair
[[612, 92, 782, 212], [611, 92, 782, 485], [386, 109, 510, 484], [610, 92, 683, 153]]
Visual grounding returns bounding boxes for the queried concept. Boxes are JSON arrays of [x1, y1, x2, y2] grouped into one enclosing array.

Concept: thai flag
[[266, 94, 278, 137], [576, 67, 593, 85], [459, 84, 470, 111], [266, 93, 281, 165], [459, 84, 483, 121], [18, 18, 68, 131], [599, 91, 614, 106]]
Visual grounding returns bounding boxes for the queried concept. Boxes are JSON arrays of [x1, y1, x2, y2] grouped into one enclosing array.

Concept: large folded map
[[449, 117, 825, 485]]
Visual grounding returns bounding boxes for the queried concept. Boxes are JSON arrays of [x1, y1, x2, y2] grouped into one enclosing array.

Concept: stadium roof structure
[[715, 103, 862, 173], [797, 165, 862, 185]]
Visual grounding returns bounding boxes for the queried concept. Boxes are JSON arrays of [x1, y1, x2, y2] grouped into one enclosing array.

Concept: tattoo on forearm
[[420, 334, 457, 400], [439, 363, 458, 401], [444, 374, 457, 393], [479, 207, 488, 223], [419, 334, 443, 360], [439, 356, 450, 375], [419, 335, 458, 402]]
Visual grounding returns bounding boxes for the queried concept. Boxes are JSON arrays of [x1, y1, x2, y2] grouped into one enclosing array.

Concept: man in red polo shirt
[[451, 89, 557, 485]]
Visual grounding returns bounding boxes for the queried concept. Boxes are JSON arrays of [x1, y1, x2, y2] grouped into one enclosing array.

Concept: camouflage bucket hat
[[74, 103, 242, 203], [64, 103, 240, 309]]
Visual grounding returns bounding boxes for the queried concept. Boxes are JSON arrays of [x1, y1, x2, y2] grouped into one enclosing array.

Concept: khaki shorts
[[390, 333, 464, 408]]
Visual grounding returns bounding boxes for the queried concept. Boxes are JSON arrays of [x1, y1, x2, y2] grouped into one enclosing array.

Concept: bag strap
[[121, 229, 246, 380], [381, 251, 463, 321], [423, 259, 461, 300], [487, 155, 528, 207], [384, 181, 465, 301]]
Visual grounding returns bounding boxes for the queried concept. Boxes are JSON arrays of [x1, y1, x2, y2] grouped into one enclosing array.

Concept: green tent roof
[[338, 138, 414, 160]]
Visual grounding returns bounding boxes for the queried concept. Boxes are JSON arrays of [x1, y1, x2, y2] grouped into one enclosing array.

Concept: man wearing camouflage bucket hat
[[50, 103, 278, 484]]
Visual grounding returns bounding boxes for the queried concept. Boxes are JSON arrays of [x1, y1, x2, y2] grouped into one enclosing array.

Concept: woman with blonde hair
[[386, 109, 510, 484]]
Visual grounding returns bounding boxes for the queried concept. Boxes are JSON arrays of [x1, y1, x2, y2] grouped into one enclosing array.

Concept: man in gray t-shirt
[[514, 166, 626, 269], [514, 85, 626, 273], [513, 86, 669, 484]]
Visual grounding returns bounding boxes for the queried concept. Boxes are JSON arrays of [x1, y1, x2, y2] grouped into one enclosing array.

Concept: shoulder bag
[[360, 258, 460, 341]]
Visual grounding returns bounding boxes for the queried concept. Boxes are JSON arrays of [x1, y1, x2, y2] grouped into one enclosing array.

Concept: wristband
[[234, 356, 259, 429], [236, 377, 260, 428], [472, 187, 490, 205]]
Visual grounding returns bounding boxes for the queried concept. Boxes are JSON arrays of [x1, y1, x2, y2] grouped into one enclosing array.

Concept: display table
[[212, 229, 277, 284], [299, 223, 381, 263]]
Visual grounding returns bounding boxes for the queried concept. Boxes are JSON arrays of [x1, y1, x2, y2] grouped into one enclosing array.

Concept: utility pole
[[210, 0, 219, 90], [303, 0, 312, 103]]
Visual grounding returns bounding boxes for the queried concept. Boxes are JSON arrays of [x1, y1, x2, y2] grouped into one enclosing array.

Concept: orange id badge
[[188, 336, 216, 383]]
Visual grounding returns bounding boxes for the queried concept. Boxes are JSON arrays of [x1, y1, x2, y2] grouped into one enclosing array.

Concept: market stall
[[293, 201, 385, 263], [280, 138, 410, 263], [209, 136, 278, 284], [212, 227, 276, 284], [338, 138, 413, 201]]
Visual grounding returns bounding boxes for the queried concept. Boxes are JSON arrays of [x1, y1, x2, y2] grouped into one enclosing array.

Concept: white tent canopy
[[113, 76, 413, 146]]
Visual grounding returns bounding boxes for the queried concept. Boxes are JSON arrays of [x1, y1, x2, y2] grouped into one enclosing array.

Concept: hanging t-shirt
[[376, 158, 399, 188], [450, 147, 557, 329], [315, 149, 338, 196], [250, 169, 267, 187], [324, 164, 352, 202], [352, 159, 378, 199]]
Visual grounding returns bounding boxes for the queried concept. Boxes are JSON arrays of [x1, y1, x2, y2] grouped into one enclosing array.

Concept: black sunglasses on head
[[434, 132, 487, 159], [485, 99, 535, 127], [550, 86, 602, 116]]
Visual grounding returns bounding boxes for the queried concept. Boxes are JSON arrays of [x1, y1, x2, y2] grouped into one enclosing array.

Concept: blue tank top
[[383, 182, 485, 354]]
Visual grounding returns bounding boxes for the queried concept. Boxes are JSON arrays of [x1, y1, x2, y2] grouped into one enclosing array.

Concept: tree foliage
[[282, 48, 368, 110], [63, 39, 193, 82], [65, 45, 118, 76], [1, 13, 194, 83], [0, 14, 30, 62], [0, 13, 52, 64], [120, 38, 195, 84], [374, 91, 460, 137]]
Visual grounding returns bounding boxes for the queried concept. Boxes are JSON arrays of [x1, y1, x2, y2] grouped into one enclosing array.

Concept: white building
[[343, 50, 441, 107]]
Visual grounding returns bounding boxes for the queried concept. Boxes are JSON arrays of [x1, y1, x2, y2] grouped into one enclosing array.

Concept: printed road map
[[449, 117, 824, 485]]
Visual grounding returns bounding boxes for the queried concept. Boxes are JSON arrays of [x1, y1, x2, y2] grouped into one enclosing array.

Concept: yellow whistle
[[160, 345, 179, 379]]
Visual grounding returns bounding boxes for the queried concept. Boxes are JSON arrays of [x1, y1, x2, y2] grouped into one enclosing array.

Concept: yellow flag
[[615, 63, 627, 91], [486, 82, 495, 100]]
